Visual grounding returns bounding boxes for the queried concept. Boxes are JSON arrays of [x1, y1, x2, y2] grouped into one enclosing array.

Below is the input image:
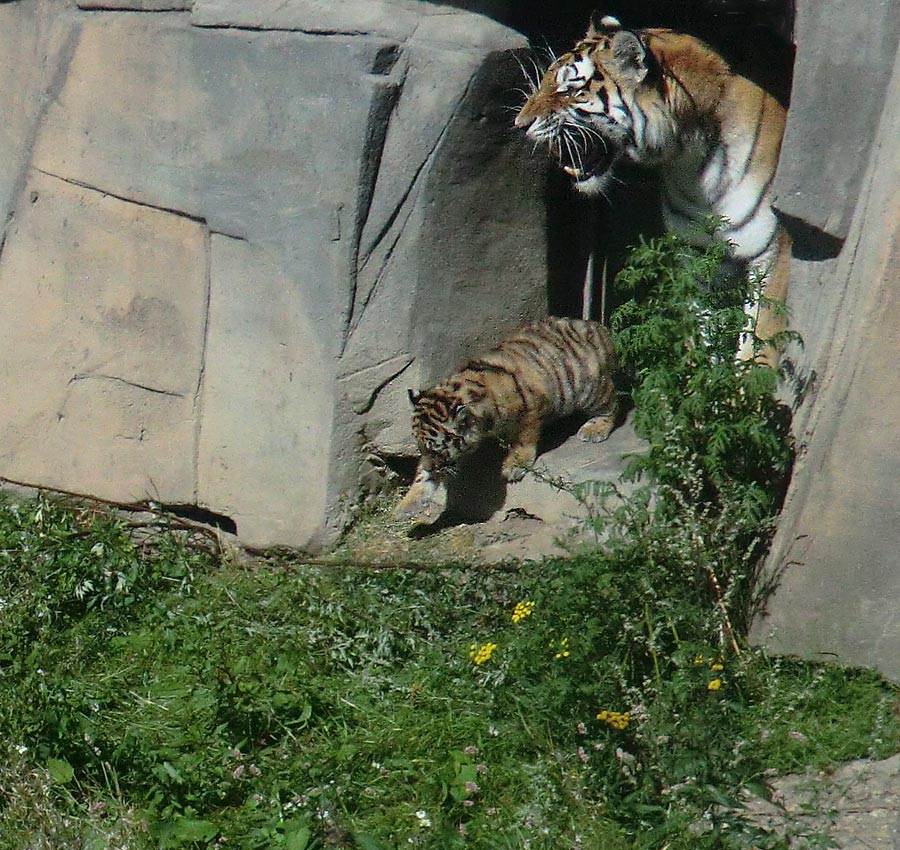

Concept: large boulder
[[751, 1, 900, 682], [0, 0, 547, 549]]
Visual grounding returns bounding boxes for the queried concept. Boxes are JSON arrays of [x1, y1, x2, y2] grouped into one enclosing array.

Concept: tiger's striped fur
[[396, 318, 618, 520], [515, 16, 789, 360]]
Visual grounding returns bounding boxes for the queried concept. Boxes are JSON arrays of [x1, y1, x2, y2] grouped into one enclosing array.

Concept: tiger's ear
[[609, 29, 649, 83], [408, 388, 421, 406], [586, 12, 621, 39]]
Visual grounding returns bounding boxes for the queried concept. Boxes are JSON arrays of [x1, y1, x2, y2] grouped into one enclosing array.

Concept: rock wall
[[4, 0, 900, 681], [752, 0, 900, 682], [0, 0, 547, 549]]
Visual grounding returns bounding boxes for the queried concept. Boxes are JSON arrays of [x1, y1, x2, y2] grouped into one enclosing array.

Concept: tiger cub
[[515, 15, 789, 360], [396, 318, 618, 520]]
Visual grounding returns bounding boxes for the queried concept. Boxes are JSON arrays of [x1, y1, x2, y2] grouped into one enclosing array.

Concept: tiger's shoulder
[[580, 24, 786, 128], [458, 317, 616, 417]]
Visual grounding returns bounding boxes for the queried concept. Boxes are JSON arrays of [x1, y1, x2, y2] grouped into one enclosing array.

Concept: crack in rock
[[343, 70, 406, 352], [339, 355, 413, 414], [69, 373, 185, 399], [32, 168, 232, 233]]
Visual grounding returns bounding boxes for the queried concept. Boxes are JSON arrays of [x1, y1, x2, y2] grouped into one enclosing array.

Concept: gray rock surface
[[78, 0, 192, 9], [198, 236, 337, 547], [0, 0, 77, 242], [746, 754, 900, 849], [754, 10, 900, 683], [473, 416, 646, 562], [772, 0, 900, 239], [0, 169, 205, 503], [0, 0, 544, 549]]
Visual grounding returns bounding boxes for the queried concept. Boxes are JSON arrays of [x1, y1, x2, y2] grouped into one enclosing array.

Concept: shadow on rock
[[409, 441, 508, 537]]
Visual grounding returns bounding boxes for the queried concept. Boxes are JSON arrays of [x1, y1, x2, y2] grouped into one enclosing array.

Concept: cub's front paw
[[395, 476, 447, 522]]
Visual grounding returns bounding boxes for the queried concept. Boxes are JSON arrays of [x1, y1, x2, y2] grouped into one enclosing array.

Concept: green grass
[[2, 228, 898, 849], [0, 505, 897, 850]]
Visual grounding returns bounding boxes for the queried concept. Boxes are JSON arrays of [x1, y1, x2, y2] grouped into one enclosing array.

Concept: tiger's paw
[[503, 464, 528, 483], [577, 413, 616, 443], [501, 447, 537, 482], [395, 476, 448, 523]]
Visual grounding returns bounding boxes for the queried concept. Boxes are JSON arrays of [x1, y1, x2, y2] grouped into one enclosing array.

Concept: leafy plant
[[613, 226, 794, 503]]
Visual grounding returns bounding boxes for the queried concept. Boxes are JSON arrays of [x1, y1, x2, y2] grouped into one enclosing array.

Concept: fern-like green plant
[[587, 221, 800, 643], [611, 223, 795, 521]]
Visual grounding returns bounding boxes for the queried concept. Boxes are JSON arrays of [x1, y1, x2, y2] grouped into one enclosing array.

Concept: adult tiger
[[515, 15, 789, 360]]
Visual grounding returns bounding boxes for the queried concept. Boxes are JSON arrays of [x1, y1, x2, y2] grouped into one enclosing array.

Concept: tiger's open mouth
[[557, 143, 618, 182]]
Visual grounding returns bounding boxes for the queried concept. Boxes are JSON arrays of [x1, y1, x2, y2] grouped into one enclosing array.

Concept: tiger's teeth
[[563, 166, 580, 177]]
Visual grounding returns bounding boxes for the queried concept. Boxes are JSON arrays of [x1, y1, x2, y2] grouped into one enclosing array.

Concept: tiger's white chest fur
[[660, 132, 780, 270]]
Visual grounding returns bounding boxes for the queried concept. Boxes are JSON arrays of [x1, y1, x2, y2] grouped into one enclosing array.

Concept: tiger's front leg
[[395, 460, 448, 521], [501, 417, 542, 482], [740, 227, 792, 368]]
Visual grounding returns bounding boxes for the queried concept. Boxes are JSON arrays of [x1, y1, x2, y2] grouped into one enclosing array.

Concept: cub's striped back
[[397, 318, 618, 520]]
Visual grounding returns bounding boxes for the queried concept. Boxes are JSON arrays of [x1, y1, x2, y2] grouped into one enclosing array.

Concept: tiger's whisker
[[562, 132, 579, 173], [570, 125, 592, 151], [512, 53, 540, 95], [527, 55, 545, 86]]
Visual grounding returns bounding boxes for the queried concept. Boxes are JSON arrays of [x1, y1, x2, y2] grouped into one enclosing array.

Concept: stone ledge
[[192, 0, 422, 40], [77, 1, 193, 9], [191, 0, 526, 52]]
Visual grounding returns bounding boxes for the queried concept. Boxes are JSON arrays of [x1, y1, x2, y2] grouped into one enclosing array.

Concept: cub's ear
[[407, 388, 421, 406], [609, 29, 649, 83], [586, 11, 622, 39]]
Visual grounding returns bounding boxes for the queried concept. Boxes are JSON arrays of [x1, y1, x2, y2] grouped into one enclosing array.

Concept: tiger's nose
[[514, 109, 532, 128], [516, 91, 557, 129], [515, 97, 541, 128]]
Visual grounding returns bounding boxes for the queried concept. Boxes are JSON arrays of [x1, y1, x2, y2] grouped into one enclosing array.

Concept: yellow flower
[[511, 600, 536, 623], [693, 654, 705, 665], [710, 662, 724, 672], [553, 636, 570, 660], [708, 678, 723, 691], [596, 709, 630, 730], [470, 642, 498, 666]]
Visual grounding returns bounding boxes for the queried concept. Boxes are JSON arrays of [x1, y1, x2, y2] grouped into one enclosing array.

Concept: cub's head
[[408, 387, 489, 478], [515, 15, 658, 194]]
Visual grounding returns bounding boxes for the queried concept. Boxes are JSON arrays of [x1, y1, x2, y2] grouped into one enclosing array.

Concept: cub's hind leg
[[577, 383, 619, 443], [577, 409, 617, 443]]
